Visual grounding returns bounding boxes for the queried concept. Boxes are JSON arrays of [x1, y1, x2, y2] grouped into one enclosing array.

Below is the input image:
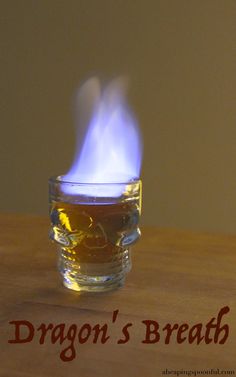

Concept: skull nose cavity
[[83, 222, 108, 249]]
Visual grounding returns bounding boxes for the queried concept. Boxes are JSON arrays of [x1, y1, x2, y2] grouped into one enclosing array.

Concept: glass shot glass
[[49, 176, 142, 292]]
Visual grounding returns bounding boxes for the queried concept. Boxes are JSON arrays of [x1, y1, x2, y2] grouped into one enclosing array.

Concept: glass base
[[62, 272, 126, 292], [57, 247, 131, 293]]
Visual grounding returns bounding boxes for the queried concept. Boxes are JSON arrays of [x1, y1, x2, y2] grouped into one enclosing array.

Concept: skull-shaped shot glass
[[49, 176, 142, 292]]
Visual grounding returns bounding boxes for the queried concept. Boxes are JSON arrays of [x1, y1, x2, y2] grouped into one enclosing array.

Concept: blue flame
[[63, 78, 142, 197]]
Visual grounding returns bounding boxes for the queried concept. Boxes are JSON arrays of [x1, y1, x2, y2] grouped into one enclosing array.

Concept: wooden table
[[0, 214, 235, 376]]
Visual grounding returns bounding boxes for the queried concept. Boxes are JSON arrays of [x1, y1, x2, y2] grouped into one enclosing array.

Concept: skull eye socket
[[50, 208, 92, 232], [100, 213, 127, 232], [101, 209, 139, 233]]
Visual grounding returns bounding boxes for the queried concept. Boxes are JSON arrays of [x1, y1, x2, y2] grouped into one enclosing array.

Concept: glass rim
[[49, 175, 141, 186]]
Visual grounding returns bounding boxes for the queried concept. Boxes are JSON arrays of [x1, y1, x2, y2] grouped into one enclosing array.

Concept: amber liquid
[[50, 199, 140, 291]]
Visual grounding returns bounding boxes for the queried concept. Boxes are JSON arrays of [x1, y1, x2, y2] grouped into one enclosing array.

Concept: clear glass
[[49, 176, 142, 292]]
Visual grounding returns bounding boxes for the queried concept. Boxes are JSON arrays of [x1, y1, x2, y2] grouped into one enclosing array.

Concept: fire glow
[[62, 77, 142, 197]]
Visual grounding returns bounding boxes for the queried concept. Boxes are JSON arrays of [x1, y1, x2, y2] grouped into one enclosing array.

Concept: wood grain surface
[[0, 213, 235, 376]]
